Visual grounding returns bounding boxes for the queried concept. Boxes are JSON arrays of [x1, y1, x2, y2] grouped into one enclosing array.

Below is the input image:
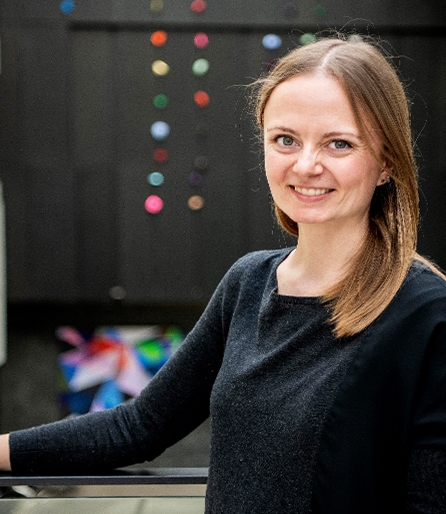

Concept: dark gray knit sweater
[[9, 249, 446, 513]]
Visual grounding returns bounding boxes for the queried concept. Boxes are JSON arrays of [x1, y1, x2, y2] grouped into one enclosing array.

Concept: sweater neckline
[[267, 250, 430, 308], [267, 248, 324, 305]]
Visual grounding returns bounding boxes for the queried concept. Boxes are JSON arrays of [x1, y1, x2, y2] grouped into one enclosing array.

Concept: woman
[[1, 36, 445, 513]]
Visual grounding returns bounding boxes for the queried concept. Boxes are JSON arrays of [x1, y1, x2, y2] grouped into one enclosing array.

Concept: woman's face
[[263, 72, 387, 234]]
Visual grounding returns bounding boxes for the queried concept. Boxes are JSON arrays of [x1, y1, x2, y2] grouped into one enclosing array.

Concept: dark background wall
[[0, 0, 445, 433]]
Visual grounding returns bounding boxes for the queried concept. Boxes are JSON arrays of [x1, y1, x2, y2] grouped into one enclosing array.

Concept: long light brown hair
[[253, 36, 433, 338]]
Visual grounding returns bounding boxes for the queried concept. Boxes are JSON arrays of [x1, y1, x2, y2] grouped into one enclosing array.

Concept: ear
[[376, 169, 390, 186], [377, 159, 393, 186]]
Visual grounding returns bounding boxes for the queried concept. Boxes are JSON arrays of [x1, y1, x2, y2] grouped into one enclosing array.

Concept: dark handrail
[[0, 467, 208, 487]]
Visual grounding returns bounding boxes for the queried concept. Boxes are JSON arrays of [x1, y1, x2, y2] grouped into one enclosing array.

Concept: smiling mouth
[[294, 187, 332, 196]]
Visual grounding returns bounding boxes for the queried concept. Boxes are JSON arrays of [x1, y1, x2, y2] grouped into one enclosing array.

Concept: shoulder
[[201, 248, 293, 326], [371, 259, 446, 345], [401, 259, 446, 307], [216, 247, 293, 299], [227, 248, 293, 277]]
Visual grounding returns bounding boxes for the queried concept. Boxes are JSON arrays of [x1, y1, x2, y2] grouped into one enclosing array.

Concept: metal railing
[[0, 468, 208, 513]]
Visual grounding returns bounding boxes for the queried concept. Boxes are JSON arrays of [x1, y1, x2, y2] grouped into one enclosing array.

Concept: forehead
[[264, 73, 356, 125]]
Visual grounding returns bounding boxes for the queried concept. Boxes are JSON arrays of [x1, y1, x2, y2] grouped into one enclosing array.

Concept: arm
[[406, 448, 446, 513], [8, 324, 223, 474], [405, 317, 446, 512], [0, 433, 10, 471], [7, 266, 235, 475]]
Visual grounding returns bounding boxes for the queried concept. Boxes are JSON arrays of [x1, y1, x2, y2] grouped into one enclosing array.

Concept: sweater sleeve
[[411, 319, 446, 446], [405, 448, 446, 513], [405, 303, 446, 512], [9, 264, 237, 474]]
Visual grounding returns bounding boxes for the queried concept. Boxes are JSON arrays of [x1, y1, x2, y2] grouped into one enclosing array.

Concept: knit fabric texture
[[9, 249, 446, 513]]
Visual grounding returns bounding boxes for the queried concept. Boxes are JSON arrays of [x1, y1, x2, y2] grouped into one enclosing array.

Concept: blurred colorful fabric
[[57, 325, 184, 414]]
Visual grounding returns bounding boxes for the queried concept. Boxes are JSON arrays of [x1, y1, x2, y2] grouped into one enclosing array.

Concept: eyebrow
[[266, 125, 297, 134]]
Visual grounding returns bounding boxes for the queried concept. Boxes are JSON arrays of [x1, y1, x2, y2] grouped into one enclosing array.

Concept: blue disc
[[262, 34, 282, 50], [150, 121, 170, 141], [148, 172, 165, 187], [60, 0, 75, 14]]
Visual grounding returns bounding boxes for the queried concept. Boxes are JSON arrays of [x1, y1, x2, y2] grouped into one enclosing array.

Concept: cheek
[[347, 156, 381, 188], [265, 150, 289, 179], [264, 153, 278, 183], [265, 167, 277, 194], [352, 172, 381, 206], [265, 166, 286, 199], [264, 162, 285, 203]]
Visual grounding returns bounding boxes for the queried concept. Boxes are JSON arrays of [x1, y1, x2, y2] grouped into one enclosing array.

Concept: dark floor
[[0, 322, 211, 468]]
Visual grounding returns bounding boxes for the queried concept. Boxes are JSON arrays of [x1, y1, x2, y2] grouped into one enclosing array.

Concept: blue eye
[[331, 140, 350, 149], [278, 136, 294, 146]]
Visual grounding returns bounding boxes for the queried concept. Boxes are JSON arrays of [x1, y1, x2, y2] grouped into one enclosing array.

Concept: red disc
[[190, 0, 207, 13], [194, 90, 210, 108], [153, 148, 169, 163]]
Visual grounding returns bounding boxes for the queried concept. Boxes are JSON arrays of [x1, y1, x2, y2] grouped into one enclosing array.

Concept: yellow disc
[[152, 60, 170, 76], [150, 0, 164, 12]]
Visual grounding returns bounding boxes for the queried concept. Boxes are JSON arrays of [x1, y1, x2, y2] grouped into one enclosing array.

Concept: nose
[[292, 146, 323, 176]]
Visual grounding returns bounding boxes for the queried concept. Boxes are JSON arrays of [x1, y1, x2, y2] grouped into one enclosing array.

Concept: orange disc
[[188, 195, 204, 211], [150, 30, 168, 47]]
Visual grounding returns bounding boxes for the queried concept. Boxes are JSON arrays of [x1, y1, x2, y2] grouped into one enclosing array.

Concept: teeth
[[294, 187, 331, 196]]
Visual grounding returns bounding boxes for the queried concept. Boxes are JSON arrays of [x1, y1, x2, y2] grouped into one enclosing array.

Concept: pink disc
[[145, 195, 164, 214], [194, 32, 209, 49]]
